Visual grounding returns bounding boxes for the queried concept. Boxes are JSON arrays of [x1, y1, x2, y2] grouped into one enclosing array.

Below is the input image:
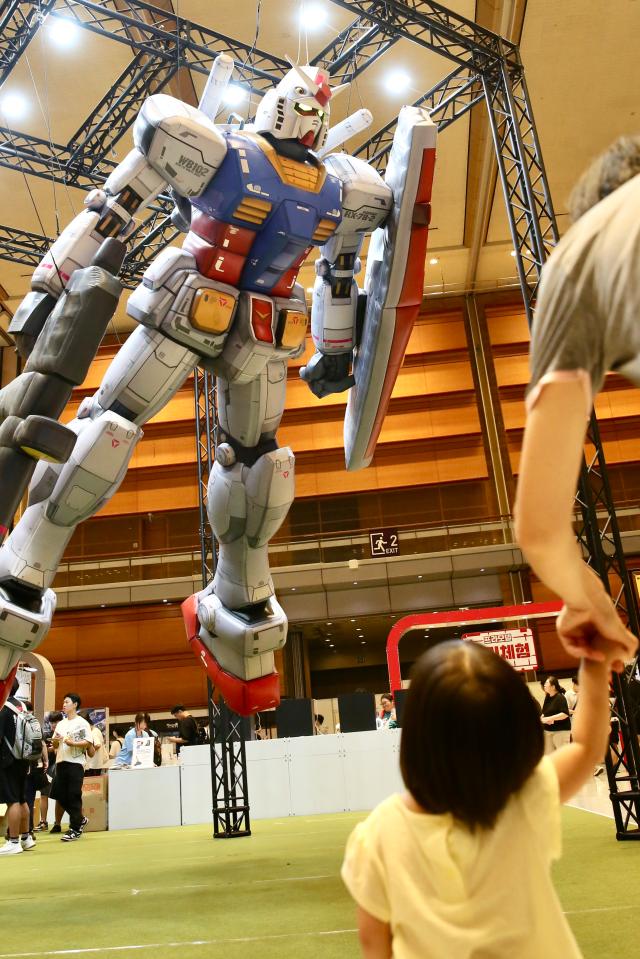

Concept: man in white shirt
[[50, 693, 92, 842]]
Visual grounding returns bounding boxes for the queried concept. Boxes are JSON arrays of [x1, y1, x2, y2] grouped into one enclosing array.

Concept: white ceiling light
[[510, 250, 517, 257], [223, 84, 248, 107], [48, 16, 82, 48], [1, 93, 29, 121], [429, 257, 439, 265], [385, 70, 411, 94], [299, 3, 328, 27]]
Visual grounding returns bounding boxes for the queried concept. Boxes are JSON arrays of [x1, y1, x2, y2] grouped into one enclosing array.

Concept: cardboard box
[[82, 775, 108, 799], [82, 796, 107, 832]]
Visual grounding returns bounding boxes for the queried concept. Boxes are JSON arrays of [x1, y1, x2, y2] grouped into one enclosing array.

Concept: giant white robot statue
[[0, 55, 437, 714]]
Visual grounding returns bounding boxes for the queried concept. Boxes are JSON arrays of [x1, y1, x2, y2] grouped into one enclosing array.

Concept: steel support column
[[194, 368, 250, 839]]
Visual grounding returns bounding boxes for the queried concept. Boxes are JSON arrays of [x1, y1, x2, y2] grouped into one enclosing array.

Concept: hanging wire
[[240, 0, 263, 121]]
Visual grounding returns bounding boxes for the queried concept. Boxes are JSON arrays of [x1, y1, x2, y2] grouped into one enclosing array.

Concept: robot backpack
[[4, 701, 43, 763]]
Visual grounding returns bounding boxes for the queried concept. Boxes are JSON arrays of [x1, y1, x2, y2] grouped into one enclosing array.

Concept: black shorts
[[28, 765, 51, 797], [0, 760, 29, 805], [50, 761, 84, 808]]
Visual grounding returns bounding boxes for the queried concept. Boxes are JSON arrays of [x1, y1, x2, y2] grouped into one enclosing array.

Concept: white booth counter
[[111, 729, 404, 830], [108, 765, 182, 830]]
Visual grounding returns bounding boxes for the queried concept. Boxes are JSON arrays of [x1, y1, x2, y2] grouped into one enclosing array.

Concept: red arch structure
[[386, 601, 563, 692]]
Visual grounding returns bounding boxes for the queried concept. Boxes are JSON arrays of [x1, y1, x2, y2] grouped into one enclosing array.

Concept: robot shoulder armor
[[134, 94, 227, 198], [323, 153, 392, 233]]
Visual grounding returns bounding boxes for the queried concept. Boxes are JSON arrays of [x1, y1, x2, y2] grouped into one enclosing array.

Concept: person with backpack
[[0, 676, 41, 855], [50, 693, 92, 842]]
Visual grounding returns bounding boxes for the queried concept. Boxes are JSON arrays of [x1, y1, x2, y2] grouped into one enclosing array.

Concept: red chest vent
[[251, 298, 274, 343]]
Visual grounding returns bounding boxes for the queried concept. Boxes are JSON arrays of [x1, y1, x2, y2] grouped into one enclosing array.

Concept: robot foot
[[181, 593, 281, 716]]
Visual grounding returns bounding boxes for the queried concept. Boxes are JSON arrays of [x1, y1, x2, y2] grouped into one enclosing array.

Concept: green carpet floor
[[0, 807, 637, 958]]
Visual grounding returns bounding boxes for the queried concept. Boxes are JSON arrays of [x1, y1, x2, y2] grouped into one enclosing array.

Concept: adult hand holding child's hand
[[556, 567, 638, 672]]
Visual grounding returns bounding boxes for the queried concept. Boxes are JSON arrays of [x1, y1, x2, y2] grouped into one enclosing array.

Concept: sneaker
[[79, 817, 89, 832], [34, 821, 48, 832], [0, 840, 23, 856], [60, 830, 82, 842], [50, 824, 62, 834], [20, 835, 36, 851]]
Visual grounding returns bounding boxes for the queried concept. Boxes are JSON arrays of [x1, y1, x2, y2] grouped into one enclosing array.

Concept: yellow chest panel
[[241, 133, 327, 194]]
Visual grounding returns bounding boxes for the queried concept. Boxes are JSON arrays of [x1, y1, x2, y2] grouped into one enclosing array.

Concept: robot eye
[[294, 86, 305, 95]]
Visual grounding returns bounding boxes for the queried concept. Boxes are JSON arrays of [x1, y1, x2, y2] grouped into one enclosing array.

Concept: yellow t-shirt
[[341, 757, 582, 959]]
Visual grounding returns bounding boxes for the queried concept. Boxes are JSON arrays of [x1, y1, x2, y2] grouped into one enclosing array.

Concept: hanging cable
[[241, 0, 262, 120]]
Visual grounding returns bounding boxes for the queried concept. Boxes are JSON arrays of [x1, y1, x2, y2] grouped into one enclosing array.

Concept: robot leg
[[184, 443, 295, 716], [0, 413, 142, 687]]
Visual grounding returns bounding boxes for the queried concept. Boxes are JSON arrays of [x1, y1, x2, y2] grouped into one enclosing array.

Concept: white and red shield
[[345, 107, 437, 471]]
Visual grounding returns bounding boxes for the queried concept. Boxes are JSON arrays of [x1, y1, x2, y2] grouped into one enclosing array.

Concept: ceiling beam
[[463, 0, 528, 289]]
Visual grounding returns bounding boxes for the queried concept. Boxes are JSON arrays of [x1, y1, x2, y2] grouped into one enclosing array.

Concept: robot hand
[[299, 351, 354, 398]]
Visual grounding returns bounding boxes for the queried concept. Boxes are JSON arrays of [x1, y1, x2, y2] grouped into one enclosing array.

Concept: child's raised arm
[[550, 656, 613, 802], [356, 907, 392, 959]]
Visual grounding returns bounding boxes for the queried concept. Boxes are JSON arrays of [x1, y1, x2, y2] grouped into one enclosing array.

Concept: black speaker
[[276, 698, 315, 738], [392, 689, 408, 727], [338, 692, 377, 733]]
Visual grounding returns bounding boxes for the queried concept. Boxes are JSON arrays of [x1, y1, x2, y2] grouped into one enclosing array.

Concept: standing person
[[514, 136, 640, 670], [23, 701, 48, 838], [566, 676, 579, 716], [167, 705, 199, 755], [541, 677, 572, 752], [0, 678, 34, 856], [342, 639, 620, 959], [34, 710, 63, 832], [79, 710, 108, 776], [112, 714, 149, 768], [50, 693, 92, 842]]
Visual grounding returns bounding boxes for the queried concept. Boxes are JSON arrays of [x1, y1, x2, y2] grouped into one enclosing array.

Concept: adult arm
[[356, 907, 392, 959], [514, 379, 637, 667]]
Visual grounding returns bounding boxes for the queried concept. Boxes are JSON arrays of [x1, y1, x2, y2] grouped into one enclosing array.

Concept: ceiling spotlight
[[48, 16, 82, 48], [429, 257, 439, 265], [350, 618, 356, 622], [385, 69, 411, 93], [329, 643, 335, 648], [291, 587, 296, 591], [326, 621, 333, 625], [417, 575, 423, 580], [480, 568, 485, 572], [353, 581, 358, 585], [162, 599, 168, 603], [299, 3, 328, 27], [510, 250, 517, 257], [360, 640, 366, 645], [306, 286, 314, 293], [1, 93, 29, 121], [222, 84, 248, 107]]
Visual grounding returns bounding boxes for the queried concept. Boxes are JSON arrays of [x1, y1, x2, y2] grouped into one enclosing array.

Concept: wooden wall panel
[[40, 605, 288, 713]]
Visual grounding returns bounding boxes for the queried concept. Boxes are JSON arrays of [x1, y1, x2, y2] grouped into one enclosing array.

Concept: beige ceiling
[[1, 0, 639, 335]]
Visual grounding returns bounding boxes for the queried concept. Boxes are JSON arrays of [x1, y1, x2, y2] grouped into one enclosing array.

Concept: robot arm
[[11, 94, 228, 354], [300, 154, 392, 398]]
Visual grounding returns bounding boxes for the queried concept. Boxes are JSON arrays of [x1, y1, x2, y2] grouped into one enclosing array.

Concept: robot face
[[254, 63, 345, 152]]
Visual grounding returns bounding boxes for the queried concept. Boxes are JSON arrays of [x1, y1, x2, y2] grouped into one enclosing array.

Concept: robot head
[[254, 60, 347, 152]]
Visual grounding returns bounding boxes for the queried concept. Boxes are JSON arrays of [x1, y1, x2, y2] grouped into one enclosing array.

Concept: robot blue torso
[[185, 131, 342, 298]]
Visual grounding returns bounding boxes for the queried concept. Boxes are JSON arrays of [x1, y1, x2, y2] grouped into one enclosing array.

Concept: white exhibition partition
[[108, 765, 182, 830], [107, 730, 404, 830]]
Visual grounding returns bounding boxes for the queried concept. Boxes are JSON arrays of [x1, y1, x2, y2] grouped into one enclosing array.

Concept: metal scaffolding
[[194, 368, 251, 838], [1, 0, 638, 836]]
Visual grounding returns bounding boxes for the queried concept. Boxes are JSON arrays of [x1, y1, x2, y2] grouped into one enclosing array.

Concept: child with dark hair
[[342, 639, 617, 958]]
